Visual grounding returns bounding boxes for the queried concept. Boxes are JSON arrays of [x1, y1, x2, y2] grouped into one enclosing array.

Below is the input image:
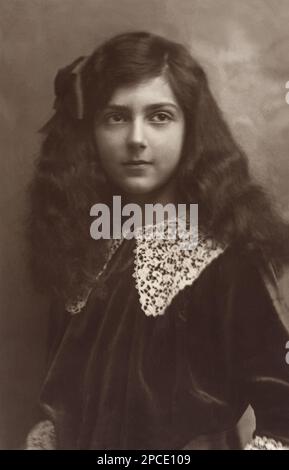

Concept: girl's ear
[[53, 56, 89, 120]]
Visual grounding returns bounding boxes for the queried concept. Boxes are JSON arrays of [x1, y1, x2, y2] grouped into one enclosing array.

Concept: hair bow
[[53, 56, 89, 119]]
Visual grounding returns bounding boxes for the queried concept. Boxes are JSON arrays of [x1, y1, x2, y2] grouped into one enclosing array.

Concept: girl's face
[[94, 75, 185, 202]]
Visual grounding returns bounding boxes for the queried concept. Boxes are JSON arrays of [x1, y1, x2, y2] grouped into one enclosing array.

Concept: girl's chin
[[117, 182, 159, 196], [122, 187, 157, 196]]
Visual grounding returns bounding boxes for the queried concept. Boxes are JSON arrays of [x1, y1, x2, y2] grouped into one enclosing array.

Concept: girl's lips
[[122, 161, 153, 174], [123, 161, 152, 166]]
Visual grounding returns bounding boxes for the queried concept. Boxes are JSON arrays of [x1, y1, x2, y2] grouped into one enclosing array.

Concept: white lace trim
[[26, 419, 56, 450], [65, 218, 224, 317], [245, 435, 289, 450], [132, 221, 224, 317]]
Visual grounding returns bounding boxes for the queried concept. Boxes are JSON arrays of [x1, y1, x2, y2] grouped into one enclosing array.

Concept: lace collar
[[66, 218, 225, 316]]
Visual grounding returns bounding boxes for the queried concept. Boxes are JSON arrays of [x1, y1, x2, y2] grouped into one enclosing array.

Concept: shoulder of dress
[[231, 247, 289, 334], [258, 261, 289, 333]]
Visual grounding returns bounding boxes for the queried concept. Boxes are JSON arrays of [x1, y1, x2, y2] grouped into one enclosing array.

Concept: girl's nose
[[127, 118, 147, 150]]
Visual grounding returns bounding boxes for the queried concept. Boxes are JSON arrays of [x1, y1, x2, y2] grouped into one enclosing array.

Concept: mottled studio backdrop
[[0, 0, 288, 449]]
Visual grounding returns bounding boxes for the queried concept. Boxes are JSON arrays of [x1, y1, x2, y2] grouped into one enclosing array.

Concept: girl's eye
[[105, 113, 126, 124], [149, 112, 173, 124]]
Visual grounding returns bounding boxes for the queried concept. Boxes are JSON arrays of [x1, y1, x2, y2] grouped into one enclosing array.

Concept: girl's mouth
[[123, 160, 152, 166]]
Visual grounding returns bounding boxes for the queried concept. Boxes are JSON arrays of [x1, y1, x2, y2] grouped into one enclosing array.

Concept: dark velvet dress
[[28, 231, 289, 450]]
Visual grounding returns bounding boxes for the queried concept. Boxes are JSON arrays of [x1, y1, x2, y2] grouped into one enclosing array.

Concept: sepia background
[[0, 0, 288, 449]]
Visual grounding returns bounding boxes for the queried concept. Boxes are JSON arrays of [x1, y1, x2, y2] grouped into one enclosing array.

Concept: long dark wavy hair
[[26, 31, 289, 305]]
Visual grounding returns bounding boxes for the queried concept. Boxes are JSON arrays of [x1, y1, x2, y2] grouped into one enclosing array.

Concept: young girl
[[26, 31, 289, 450]]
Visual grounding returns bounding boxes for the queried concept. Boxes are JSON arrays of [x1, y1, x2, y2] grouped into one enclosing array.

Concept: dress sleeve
[[25, 297, 69, 450], [232, 257, 289, 449]]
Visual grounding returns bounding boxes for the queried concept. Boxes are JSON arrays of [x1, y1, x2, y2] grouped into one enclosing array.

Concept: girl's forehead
[[106, 75, 180, 109]]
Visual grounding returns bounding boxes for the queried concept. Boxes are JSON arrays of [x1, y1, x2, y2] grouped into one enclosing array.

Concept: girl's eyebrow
[[103, 102, 180, 112]]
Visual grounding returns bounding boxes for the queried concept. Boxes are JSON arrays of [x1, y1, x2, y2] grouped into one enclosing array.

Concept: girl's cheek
[[108, 131, 127, 147], [150, 131, 171, 148]]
